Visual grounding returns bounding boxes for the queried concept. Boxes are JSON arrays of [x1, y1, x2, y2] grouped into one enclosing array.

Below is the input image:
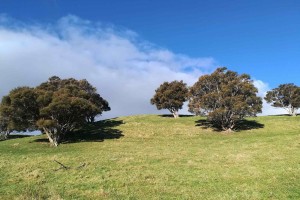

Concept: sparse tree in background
[[151, 80, 188, 118], [264, 83, 300, 116], [188, 67, 262, 132], [0, 76, 110, 146]]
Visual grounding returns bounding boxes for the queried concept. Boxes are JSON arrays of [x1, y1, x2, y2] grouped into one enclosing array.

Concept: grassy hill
[[0, 115, 299, 199]]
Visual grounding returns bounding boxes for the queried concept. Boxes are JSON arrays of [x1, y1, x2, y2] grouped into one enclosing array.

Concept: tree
[[0, 115, 10, 140], [0, 87, 39, 140], [264, 83, 300, 116], [188, 67, 262, 132], [151, 80, 188, 118], [0, 76, 110, 146]]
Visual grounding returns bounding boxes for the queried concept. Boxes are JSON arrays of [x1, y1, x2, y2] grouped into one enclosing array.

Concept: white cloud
[[0, 15, 286, 119], [0, 15, 216, 119]]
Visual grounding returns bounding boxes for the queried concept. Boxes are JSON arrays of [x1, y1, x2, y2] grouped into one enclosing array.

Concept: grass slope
[[0, 115, 300, 199]]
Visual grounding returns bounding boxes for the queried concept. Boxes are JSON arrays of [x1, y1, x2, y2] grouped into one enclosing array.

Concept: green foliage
[[0, 76, 110, 146], [0, 111, 10, 140], [0, 115, 300, 199], [264, 83, 300, 116], [151, 80, 188, 118], [0, 87, 39, 132], [189, 67, 262, 131]]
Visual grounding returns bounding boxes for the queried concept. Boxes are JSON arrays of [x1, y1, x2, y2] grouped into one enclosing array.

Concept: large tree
[[0, 87, 39, 138], [264, 83, 300, 116], [188, 67, 262, 132], [151, 80, 188, 118], [0, 76, 110, 146]]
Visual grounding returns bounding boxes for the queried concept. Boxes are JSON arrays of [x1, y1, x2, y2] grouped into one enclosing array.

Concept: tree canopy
[[0, 87, 39, 140], [264, 83, 300, 116], [151, 80, 188, 118], [188, 67, 262, 131], [0, 76, 110, 146]]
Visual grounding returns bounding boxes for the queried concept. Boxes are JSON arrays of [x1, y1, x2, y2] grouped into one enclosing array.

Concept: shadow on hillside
[[160, 114, 194, 118], [34, 119, 124, 144], [64, 119, 124, 143], [0, 134, 31, 142], [195, 119, 264, 132], [267, 114, 297, 117]]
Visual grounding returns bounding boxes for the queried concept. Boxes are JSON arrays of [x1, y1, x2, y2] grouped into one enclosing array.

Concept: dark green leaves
[[151, 80, 188, 118], [0, 87, 39, 132], [0, 76, 110, 145], [188, 67, 262, 131]]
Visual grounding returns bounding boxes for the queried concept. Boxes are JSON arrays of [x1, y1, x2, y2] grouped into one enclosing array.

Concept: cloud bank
[[0, 15, 285, 118], [0, 15, 217, 119]]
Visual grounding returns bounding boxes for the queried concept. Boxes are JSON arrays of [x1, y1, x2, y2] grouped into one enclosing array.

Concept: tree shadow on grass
[[34, 119, 124, 144], [195, 119, 264, 132], [0, 134, 31, 142], [64, 119, 124, 143], [159, 114, 195, 118], [33, 138, 49, 143], [268, 114, 296, 117]]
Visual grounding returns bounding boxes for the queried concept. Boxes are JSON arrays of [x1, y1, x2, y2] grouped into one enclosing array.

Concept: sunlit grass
[[0, 115, 299, 199]]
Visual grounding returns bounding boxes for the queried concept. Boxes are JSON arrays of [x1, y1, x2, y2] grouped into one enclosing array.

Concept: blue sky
[[0, 0, 299, 117]]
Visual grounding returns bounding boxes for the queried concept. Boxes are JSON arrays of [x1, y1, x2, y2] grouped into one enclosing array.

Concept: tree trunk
[[172, 111, 179, 118], [0, 131, 9, 140], [221, 126, 233, 132], [222, 122, 234, 132], [288, 107, 297, 116], [43, 127, 60, 147], [4, 131, 9, 139], [226, 128, 233, 132], [292, 108, 297, 117]]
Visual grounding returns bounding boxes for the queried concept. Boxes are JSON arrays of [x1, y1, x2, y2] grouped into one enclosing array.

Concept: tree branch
[[53, 160, 86, 171], [54, 160, 70, 170]]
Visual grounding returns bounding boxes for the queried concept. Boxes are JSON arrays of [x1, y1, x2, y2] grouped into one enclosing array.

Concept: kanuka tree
[[188, 67, 262, 132], [0, 76, 110, 146], [264, 83, 300, 116], [0, 87, 39, 139], [151, 80, 188, 118]]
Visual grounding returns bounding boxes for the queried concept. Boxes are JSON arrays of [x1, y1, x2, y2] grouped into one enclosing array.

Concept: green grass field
[[0, 115, 299, 199]]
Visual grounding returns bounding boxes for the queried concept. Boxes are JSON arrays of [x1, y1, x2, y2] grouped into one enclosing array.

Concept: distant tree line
[[1, 67, 299, 145], [151, 67, 300, 131]]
